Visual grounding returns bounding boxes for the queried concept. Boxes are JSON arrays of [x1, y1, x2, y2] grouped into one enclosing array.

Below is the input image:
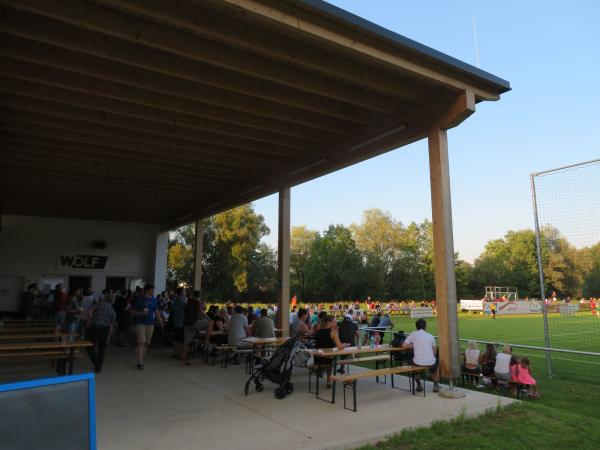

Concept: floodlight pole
[[530, 174, 553, 377]]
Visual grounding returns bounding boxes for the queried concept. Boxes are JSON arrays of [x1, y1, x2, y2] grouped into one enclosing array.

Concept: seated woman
[[462, 340, 482, 385], [314, 315, 346, 389], [479, 343, 497, 386], [511, 356, 540, 398], [494, 344, 513, 389]]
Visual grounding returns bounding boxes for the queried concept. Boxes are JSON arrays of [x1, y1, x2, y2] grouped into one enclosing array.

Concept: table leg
[[331, 357, 337, 404], [68, 347, 74, 375]]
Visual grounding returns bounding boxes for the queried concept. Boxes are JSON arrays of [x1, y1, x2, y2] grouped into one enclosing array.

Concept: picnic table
[[242, 336, 288, 346], [0, 327, 57, 334], [307, 344, 408, 403], [241, 336, 290, 372], [0, 332, 76, 341], [0, 341, 92, 375]]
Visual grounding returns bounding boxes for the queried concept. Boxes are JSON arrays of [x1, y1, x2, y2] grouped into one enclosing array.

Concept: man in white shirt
[[402, 319, 440, 392]]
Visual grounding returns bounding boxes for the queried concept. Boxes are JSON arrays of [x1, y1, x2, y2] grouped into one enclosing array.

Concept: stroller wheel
[[255, 382, 264, 392], [286, 382, 294, 394], [274, 387, 286, 399]]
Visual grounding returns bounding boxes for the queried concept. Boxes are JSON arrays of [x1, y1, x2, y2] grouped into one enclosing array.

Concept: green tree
[[305, 225, 363, 300], [290, 226, 319, 300], [166, 204, 272, 300], [351, 208, 403, 297], [213, 204, 270, 296]]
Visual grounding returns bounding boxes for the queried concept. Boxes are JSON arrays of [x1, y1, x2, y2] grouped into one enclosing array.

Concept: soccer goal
[[531, 158, 600, 382]]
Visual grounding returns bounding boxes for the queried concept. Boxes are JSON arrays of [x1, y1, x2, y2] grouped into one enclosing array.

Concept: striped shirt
[[92, 300, 116, 327]]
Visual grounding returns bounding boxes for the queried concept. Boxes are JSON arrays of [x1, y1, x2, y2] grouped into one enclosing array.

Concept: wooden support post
[[428, 128, 460, 381], [277, 187, 291, 337], [193, 218, 204, 293]]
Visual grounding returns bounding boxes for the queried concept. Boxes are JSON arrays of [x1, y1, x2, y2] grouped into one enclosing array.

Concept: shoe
[[433, 382, 440, 393], [136, 363, 144, 370], [475, 384, 485, 389], [416, 381, 423, 392], [336, 367, 345, 374]]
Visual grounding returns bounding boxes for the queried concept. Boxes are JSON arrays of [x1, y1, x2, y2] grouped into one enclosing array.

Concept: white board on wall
[[0, 276, 24, 312]]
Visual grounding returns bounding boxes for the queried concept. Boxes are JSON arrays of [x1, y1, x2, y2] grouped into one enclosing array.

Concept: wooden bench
[[337, 355, 390, 381], [460, 371, 529, 399], [331, 365, 428, 411], [214, 345, 254, 369], [0, 350, 82, 375]]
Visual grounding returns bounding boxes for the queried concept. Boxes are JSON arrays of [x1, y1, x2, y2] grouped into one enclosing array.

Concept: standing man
[[402, 319, 440, 393], [53, 283, 68, 331], [490, 302, 497, 319], [172, 287, 187, 360], [87, 293, 116, 373], [132, 285, 163, 370], [19, 283, 38, 320]]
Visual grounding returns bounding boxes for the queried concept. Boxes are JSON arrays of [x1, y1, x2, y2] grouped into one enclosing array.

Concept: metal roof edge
[[295, 0, 511, 93]]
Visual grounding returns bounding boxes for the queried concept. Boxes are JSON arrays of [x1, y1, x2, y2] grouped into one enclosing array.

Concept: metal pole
[[530, 174, 553, 377]]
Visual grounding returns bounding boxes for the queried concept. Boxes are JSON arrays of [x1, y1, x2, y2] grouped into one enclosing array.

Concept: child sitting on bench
[[511, 356, 541, 398]]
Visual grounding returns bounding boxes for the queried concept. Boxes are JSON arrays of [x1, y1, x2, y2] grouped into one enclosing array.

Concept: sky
[[253, 0, 600, 262]]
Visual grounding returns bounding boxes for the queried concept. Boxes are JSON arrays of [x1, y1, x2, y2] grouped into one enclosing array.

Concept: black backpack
[[391, 331, 413, 364]]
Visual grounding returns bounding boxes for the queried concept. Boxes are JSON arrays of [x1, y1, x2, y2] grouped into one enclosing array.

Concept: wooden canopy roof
[[0, 0, 510, 229]]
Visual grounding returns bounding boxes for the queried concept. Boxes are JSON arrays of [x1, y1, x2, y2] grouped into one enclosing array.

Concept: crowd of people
[[15, 285, 545, 397]]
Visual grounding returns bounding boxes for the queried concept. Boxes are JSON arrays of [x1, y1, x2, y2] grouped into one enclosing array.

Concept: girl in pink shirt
[[511, 356, 540, 398]]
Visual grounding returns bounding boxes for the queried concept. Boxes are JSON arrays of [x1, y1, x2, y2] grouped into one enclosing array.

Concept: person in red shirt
[[591, 299, 597, 317], [53, 283, 68, 329]]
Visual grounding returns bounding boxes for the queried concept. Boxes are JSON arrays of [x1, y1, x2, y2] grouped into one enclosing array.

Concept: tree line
[[167, 205, 600, 302]]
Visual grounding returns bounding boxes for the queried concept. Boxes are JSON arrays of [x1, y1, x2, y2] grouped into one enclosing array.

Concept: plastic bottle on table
[[369, 335, 375, 349]]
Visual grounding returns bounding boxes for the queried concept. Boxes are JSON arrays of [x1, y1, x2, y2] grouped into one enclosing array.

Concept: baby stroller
[[244, 336, 306, 399]]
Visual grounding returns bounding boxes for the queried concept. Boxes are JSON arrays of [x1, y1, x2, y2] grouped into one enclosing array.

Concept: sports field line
[[511, 329, 599, 342], [527, 353, 600, 366]]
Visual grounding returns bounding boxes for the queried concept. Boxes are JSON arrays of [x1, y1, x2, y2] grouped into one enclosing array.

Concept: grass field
[[357, 312, 600, 449], [384, 311, 600, 382]]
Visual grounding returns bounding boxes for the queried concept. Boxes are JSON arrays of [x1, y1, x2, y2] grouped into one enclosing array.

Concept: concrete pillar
[[153, 230, 169, 293], [277, 188, 291, 337], [428, 128, 460, 380], [193, 218, 204, 293]]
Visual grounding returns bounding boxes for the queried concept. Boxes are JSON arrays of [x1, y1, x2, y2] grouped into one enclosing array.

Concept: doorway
[[105, 277, 127, 293], [68, 276, 92, 294]]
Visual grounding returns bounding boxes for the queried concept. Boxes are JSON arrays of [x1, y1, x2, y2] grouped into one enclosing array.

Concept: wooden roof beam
[[0, 158, 224, 196], [0, 38, 362, 135], [0, 94, 318, 154], [163, 91, 476, 229], [0, 127, 290, 172], [0, 135, 284, 176], [0, 60, 345, 143], [222, 0, 503, 100], [95, 0, 442, 105], [0, 111, 303, 167], [0, 5, 401, 121], [1, 147, 238, 189]]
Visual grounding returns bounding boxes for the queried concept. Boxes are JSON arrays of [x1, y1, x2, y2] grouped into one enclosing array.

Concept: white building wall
[[0, 214, 167, 310]]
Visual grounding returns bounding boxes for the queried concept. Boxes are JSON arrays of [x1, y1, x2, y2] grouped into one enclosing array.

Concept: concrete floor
[[1, 346, 515, 450]]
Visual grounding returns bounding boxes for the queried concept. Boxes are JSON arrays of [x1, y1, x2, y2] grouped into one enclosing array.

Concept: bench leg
[[331, 359, 337, 404], [68, 347, 74, 375], [353, 380, 357, 412]]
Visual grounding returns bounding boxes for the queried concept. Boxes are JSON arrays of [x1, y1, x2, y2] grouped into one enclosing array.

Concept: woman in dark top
[[479, 343, 497, 386], [314, 315, 346, 388]]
